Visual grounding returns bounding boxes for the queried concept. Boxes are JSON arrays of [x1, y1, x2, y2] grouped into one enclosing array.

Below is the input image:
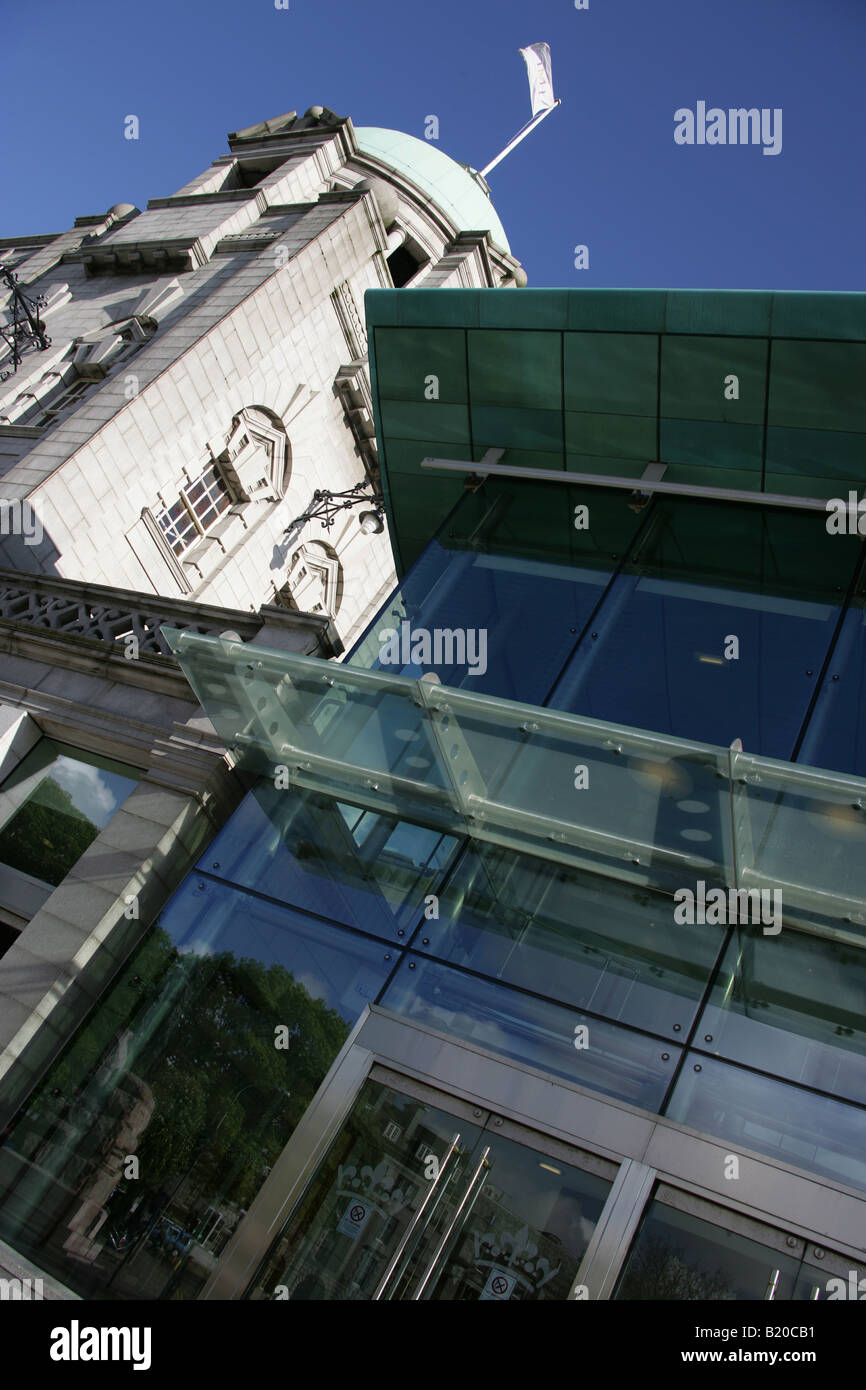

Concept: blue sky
[[4, 0, 864, 290]]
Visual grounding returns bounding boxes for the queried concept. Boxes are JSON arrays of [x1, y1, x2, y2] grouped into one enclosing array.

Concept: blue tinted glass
[[198, 787, 458, 943], [799, 604, 866, 777], [548, 499, 857, 758], [348, 481, 645, 705], [550, 575, 843, 757], [418, 842, 725, 1039], [382, 955, 679, 1111], [0, 875, 396, 1300], [161, 876, 395, 1018], [349, 541, 611, 704], [666, 1055, 866, 1192], [696, 931, 866, 1105]]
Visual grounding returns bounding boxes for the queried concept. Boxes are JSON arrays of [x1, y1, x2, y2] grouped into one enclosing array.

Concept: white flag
[[520, 42, 556, 118]]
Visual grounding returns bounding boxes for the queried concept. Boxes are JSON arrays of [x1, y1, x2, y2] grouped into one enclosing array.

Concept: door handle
[[372, 1133, 462, 1301], [411, 1146, 491, 1301]]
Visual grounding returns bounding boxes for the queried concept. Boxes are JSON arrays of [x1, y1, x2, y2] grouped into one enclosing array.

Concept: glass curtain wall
[[0, 480, 863, 1299], [348, 478, 865, 765], [0, 780, 862, 1301]]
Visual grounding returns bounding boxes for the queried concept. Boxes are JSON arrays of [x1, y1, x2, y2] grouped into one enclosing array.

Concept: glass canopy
[[166, 629, 866, 938]]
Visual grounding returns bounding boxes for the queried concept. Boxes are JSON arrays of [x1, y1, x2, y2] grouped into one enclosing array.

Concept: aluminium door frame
[[200, 1005, 866, 1300]]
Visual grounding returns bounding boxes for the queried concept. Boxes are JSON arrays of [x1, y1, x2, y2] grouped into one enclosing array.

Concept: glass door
[[247, 1067, 616, 1301]]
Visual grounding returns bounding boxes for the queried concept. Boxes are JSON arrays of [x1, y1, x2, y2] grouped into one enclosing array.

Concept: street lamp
[[284, 481, 385, 538]]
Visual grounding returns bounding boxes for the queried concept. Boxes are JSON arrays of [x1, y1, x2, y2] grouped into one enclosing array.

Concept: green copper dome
[[354, 127, 511, 254]]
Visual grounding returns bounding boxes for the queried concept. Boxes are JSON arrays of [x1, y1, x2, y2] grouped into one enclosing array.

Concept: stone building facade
[[0, 108, 523, 1297], [0, 106, 524, 652]]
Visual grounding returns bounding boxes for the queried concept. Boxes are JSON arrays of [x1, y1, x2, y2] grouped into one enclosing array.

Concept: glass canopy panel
[[166, 630, 866, 925], [421, 682, 731, 894], [166, 627, 732, 895], [730, 745, 866, 931]]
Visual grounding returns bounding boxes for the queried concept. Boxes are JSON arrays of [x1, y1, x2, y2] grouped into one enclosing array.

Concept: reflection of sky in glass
[[197, 789, 457, 941], [50, 756, 136, 827], [167, 879, 393, 1024]]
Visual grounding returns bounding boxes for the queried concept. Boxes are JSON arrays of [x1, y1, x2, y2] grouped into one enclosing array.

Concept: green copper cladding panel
[[366, 289, 866, 576]]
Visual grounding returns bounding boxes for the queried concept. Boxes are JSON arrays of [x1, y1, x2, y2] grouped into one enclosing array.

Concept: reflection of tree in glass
[[6, 924, 350, 1217], [617, 1235, 735, 1300], [136, 944, 348, 1208], [0, 781, 97, 885]]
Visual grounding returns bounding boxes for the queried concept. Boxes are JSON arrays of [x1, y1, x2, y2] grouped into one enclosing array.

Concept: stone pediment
[[228, 112, 298, 142], [228, 107, 344, 144]]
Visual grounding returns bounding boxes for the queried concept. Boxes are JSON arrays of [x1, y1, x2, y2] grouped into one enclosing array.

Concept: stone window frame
[[148, 408, 289, 585], [0, 317, 153, 429], [217, 406, 290, 501], [281, 539, 343, 618], [154, 460, 236, 559], [0, 714, 141, 935]]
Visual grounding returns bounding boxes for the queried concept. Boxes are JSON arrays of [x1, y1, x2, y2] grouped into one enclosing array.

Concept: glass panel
[[168, 625, 733, 896], [660, 336, 768, 424], [769, 341, 866, 434], [373, 328, 468, 403], [471, 406, 563, 454], [383, 955, 680, 1112], [696, 929, 866, 1103], [0, 741, 139, 886], [199, 786, 457, 943], [614, 1198, 802, 1300], [659, 418, 763, 474], [566, 411, 656, 462], [168, 618, 866, 919], [563, 332, 658, 416], [730, 746, 866, 930], [349, 479, 647, 704], [418, 1127, 611, 1301], [421, 840, 725, 1039], [351, 544, 600, 703], [792, 1256, 866, 1301], [248, 1077, 613, 1301], [379, 400, 470, 445], [799, 601, 866, 779], [0, 876, 394, 1300], [548, 499, 860, 759], [249, 1078, 487, 1300], [766, 426, 866, 485], [666, 1055, 866, 1192], [424, 682, 731, 894]]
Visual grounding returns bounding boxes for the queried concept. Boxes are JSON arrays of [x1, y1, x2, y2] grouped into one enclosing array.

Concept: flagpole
[[479, 99, 561, 178]]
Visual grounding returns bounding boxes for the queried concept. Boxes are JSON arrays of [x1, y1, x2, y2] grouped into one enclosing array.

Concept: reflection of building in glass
[[0, 106, 863, 1304]]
